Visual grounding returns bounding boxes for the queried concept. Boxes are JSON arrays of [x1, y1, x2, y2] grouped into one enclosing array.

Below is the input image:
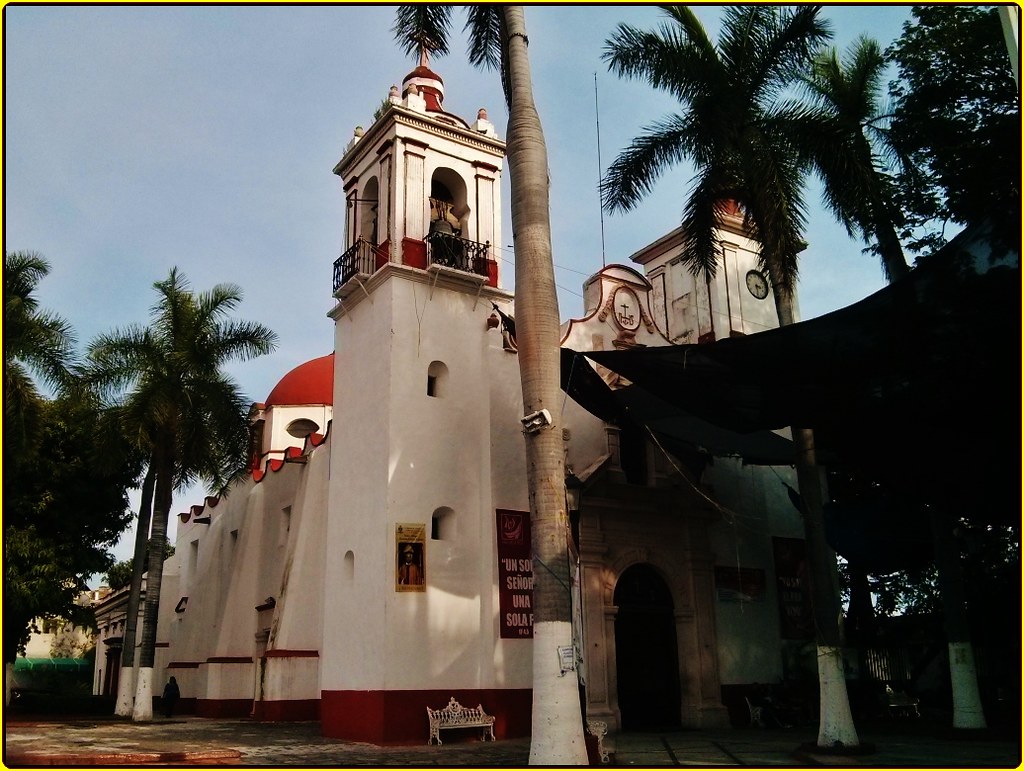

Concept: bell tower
[[330, 55, 505, 294], [321, 62, 531, 744]]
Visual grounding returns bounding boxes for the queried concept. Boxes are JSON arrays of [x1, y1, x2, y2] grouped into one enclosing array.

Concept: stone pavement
[[3, 715, 1021, 767]]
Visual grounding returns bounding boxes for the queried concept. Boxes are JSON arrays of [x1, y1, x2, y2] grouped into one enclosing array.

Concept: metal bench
[[427, 697, 496, 745], [885, 685, 920, 718]]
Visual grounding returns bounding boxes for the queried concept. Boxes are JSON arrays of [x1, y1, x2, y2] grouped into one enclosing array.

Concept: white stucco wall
[[325, 266, 530, 693], [161, 432, 330, 705]]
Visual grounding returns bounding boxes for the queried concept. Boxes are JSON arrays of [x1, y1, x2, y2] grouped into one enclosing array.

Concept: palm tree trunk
[[115, 462, 155, 716], [872, 207, 910, 282], [930, 508, 987, 728], [132, 455, 172, 722], [772, 279, 860, 748], [502, 6, 587, 764]]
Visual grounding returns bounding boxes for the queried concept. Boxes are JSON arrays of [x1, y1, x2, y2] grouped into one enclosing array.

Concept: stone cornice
[[334, 105, 505, 177]]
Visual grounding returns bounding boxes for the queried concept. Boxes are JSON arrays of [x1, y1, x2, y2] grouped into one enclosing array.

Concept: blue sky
[[4, 4, 919, 569]]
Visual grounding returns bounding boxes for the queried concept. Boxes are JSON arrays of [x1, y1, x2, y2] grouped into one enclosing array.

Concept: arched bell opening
[[359, 176, 380, 246], [428, 169, 468, 238]]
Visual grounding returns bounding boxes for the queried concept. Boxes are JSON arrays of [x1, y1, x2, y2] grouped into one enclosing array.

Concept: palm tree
[[806, 38, 987, 730], [393, 6, 588, 764], [87, 268, 277, 721], [3, 251, 77, 455], [801, 37, 911, 281], [3, 251, 77, 705], [110, 460, 154, 717], [602, 6, 861, 749]]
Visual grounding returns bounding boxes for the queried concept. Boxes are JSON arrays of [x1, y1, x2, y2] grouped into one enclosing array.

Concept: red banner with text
[[496, 509, 533, 638]]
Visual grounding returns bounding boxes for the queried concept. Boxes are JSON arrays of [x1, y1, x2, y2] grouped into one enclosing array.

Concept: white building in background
[[93, 59, 812, 743]]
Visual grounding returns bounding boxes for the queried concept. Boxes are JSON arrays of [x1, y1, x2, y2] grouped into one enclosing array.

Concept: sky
[[4, 4, 919, 574]]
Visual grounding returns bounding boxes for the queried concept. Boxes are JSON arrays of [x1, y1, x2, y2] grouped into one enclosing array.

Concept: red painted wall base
[[195, 698, 253, 719], [321, 688, 532, 745], [252, 699, 320, 722]]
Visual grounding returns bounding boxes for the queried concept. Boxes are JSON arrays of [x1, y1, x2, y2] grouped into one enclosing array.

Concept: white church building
[[92, 60, 814, 744]]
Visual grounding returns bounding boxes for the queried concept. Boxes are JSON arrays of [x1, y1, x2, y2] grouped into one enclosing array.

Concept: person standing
[[162, 676, 180, 718]]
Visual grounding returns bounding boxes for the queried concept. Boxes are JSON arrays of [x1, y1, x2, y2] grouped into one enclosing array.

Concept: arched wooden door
[[614, 564, 681, 730]]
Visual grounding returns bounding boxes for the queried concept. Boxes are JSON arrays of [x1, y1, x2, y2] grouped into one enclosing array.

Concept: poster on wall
[[714, 565, 766, 602], [772, 536, 814, 639], [495, 509, 533, 638], [395, 523, 426, 592]]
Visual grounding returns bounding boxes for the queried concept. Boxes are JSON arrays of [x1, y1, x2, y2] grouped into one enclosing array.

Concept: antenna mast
[[594, 73, 607, 268]]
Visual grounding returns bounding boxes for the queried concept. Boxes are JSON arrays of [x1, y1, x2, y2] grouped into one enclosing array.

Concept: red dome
[[265, 353, 334, 407]]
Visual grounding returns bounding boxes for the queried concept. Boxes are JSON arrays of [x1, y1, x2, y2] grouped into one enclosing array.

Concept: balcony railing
[[334, 234, 494, 294], [333, 239, 384, 292], [426, 232, 492, 279]]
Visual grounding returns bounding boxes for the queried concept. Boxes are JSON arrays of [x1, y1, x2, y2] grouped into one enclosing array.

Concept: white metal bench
[[427, 697, 496, 745], [885, 685, 920, 718]]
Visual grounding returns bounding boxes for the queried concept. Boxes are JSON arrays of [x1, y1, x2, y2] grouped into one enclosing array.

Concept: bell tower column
[[401, 138, 428, 269]]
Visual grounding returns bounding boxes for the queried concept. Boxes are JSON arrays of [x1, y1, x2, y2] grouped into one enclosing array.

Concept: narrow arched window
[[427, 360, 448, 398], [431, 506, 455, 541]]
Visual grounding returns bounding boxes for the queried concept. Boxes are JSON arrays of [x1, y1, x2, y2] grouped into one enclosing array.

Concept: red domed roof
[[265, 353, 334, 407]]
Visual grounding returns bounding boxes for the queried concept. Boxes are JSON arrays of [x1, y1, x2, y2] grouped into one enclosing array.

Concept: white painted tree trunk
[[948, 642, 987, 729], [115, 665, 135, 717], [529, 621, 589, 765], [501, 6, 588, 765], [816, 646, 859, 747], [132, 666, 154, 721]]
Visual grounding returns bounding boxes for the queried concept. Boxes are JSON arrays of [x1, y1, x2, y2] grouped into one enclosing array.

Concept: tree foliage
[[886, 5, 1021, 256], [801, 37, 911, 281], [87, 268, 277, 718], [4, 396, 142, 661], [3, 252, 77, 456], [601, 5, 832, 294]]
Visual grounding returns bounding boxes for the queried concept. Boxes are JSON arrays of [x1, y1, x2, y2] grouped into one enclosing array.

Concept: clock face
[[745, 270, 769, 300], [612, 287, 641, 331]]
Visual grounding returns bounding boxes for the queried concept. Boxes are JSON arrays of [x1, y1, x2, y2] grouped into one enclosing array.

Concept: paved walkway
[[3, 715, 1020, 767]]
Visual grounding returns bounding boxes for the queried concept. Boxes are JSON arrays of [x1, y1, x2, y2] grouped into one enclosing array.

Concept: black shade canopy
[[563, 223, 1020, 526]]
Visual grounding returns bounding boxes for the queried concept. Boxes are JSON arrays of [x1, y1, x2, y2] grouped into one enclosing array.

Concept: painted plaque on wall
[[395, 523, 426, 592], [495, 509, 533, 638], [772, 536, 814, 639]]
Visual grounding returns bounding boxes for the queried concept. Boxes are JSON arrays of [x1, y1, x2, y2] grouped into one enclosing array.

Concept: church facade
[[92, 61, 812, 744]]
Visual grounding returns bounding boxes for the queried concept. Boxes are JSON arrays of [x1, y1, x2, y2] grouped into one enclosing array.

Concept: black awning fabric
[[561, 348, 795, 465], [564, 223, 1020, 521]]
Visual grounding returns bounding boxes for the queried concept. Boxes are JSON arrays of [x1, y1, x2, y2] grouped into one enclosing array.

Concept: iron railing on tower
[[333, 239, 386, 292], [426, 231, 492, 279], [333, 235, 494, 294]]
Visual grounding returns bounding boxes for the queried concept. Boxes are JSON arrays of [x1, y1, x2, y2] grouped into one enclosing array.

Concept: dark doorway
[[614, 563, 681, 730]]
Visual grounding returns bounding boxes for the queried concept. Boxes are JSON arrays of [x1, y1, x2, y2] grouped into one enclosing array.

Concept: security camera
[[521, 409, 552, 434]]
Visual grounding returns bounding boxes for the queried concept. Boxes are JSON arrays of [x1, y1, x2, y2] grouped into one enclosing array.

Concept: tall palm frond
[[801, 36, 910, 280], [86, 267, 277, 719], [602, 6, 830, 291], [392, 5, 453, 59]]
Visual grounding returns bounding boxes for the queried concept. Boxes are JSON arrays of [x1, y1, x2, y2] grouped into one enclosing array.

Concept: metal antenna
[[594, 73, 607, 268]]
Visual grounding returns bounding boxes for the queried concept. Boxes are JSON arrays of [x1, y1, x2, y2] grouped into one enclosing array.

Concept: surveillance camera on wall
[[520, 409, 552, 434]]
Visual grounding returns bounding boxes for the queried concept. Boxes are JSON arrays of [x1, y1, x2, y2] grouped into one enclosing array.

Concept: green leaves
[[602, 6, 826, 291], [886, 5, 1020, 256]]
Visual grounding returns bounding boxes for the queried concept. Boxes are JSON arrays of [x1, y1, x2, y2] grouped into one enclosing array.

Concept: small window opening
[[431, 507, 455, 541], [287, 418, 320, 439], [427, 361, 448, 398]]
